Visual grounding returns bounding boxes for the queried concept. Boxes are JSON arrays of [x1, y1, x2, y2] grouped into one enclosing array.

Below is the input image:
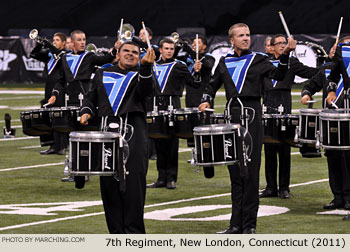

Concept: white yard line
[[0, 162, 64, 172], [18, 145, 42, 149], [0, 96, 42, 101], [0, 136, 38, 142], [0, 91, 44, 94]]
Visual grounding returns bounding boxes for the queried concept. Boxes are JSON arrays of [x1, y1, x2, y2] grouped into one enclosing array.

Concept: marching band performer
[[146, 37, 200, 190], [261, 34, 318, 199], [30, 32, 69, 155], [302, 36, 350, 210], [199, 23, 296, 234], [80, 41, 156, 233]]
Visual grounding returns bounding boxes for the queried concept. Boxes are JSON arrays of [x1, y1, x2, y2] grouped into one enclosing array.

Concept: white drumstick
[[141, 21, 158, 75], [204, 108, 214, 112], [43, 103, 50, 108], [306, 100, 316, 104], [196, 34, 199, 61], [331, 102, 339, 109], [335, 17, 343, 45], [118, 18, 124, 39], [278, 11, 291, 38]]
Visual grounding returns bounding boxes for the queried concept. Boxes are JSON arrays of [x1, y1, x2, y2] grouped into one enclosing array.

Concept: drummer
[[261, 34, 318, 199], [146, 38, 200, 190], [302, 36, 350, 210], [199, 23, 296, 234], [80, 41, 156, 233]]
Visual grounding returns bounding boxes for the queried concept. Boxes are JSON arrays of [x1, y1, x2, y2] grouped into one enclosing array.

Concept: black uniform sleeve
[[51, 61, 66, 98], [327, 46, 343, 89], [30, 44, 49, 62], [175, 61, 200, 88], [80, 70, 101, 116], [90, 50, 116, 66], [136, 64, 155, 98], [201, 54, 215, 71], [301, 68, 325, 97], [201, 57, 225, 103], [290, 57, 318, 79], [262, 54, 289, 81]]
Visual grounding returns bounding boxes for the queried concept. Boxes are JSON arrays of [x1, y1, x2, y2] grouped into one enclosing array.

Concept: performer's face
[[230, 26, 250, 54], [192, 38, 206, 54], [159, 42, 175, 61], [118, 44, 140, 70], [72, 33, 86, 53], [272, 36, 287, 56], [139, 29, 152, 43], [52, 36, 65, 51]]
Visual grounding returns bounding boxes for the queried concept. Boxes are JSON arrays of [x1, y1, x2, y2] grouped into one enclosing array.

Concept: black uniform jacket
[[52, 49, 116, 98], [202, 50, 289, 102], [328, 42, 350, 90], [264, 56, 318, 91], [81, 63, 154, 117]]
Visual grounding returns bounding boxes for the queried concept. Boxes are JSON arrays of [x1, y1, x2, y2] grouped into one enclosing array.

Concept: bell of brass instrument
[[118, 23, 135, 43], [86, 43, 97, 53], [170, 32, 180, 43], [29, 29, 49, 45]]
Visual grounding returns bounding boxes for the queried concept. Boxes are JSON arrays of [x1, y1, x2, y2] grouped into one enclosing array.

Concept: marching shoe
[[40, 148, 56, 155], [56, 148, 66, 155], [344, 201, 350, 210], [279, 190, 290, 199], [146, 180, 166, 188], [323, 200, 343, 210], [166, 181, 176, 189], [216, 226, 242, 234], [259, 189, 278, 198], [243, 228, 256, 234], [61, 176, 74, 182]]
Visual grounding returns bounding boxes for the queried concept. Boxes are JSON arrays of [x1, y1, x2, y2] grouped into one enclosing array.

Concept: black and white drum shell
[[299, 108, 322, 144], [146, 110, 170, 139], [193, 123, 240, 167], [20, 110, 50, 136], [174, 107, 212, 139], [69, 131, 122, 176], [320, 109, 350, 150], [50, 106, 79, 133]]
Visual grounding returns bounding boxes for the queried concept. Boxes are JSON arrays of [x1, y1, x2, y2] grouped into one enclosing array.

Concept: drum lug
[[190, 148, 196, 167], [294, 126, 299, 143], [64, 157, 70, 176], [315, 130, 321, 150]]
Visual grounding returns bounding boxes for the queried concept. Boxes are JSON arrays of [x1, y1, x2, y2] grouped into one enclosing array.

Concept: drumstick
[[141, 21, 158, 75], [278, 11, 291, 38], [331, 101, 339, 109], [196, 34, 199, 61], [43, 103, 50, 108], [204, 108, 215, 112], [118, 18, 124, 39], [335, 17, 343, 45], [306, 100, 316, 104]]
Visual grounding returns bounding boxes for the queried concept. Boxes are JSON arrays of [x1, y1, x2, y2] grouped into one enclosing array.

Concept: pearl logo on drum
[[224, 138, 233, 159], [104, 147, 112, 170]]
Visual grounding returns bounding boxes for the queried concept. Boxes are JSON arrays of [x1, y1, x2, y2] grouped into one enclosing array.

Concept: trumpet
[[29, 29, 49, 45], [169, 32, 188, 47], [118, 23, 135, 43]]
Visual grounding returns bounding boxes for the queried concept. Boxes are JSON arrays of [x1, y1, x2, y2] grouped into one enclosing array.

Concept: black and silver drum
[[30, 108, 51, 131], [298, 108, 322, 144], [146, 110, 170, 138], [174, 107, 212, 138], [193, 124, 245, 167], [210, 113, 226, 124], [50, 106, 79, 133], [20, 110, 48, 136], [68, 131, 124, 176], [320, 109, 350, 150], [262, 114, 282, 144], [284, 114, 300, 147]]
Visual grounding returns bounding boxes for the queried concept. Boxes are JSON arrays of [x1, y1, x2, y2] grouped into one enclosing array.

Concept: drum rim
[[147, 110, 169, 116], [174, 107, 200, 114], [69, 131, 121, 139], [300, 108, 323, 114], [320, 109, 350, 119], [193, 123, 240, 133]]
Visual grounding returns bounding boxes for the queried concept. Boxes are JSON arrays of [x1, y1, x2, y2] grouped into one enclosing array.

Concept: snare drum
[[262, 114, 281, 144], [193, 124, 240, 167], [30, 108, 51, 131], [146, 110, 170, 138], [69, 131, 122, 176], [50, 106, 79, 133], [320, 109, 350, 150], [298, 108, 322, 144], [20, 110, 47, 136], [174, 108, 212, 138], [210, 113, 226, 124], [284, 114, 299, 147]]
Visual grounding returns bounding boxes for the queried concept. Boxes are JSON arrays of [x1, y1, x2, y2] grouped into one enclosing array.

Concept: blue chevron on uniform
[[65, 52, 88, 78], [154, 62, 176, 93], [47, 53, 58, 75]]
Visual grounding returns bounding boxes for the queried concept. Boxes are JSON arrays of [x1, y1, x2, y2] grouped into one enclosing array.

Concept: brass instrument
[[118, 24, 135, 43], [29, 29, 49, 45], [86, 43, 97, 53]]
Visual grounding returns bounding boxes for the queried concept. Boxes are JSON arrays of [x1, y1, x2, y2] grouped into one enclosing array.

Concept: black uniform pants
[[154, 134, 179, 183], [228, 99, 263, 230], [264, 142, 291, 192], [100, 113, 148, 234], [325, 150, 350, 204]]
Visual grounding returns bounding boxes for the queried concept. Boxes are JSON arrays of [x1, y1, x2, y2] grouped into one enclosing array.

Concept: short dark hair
[[70, 30, 85, 40], [144, 27, 153, 37], [339, 36, 350, 44], [159, 37, 175, 48], [119, 41, 140, 54], [197, 36, 207, 46], [53, 32, 67, 42], [270, 34, 286, 46]]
